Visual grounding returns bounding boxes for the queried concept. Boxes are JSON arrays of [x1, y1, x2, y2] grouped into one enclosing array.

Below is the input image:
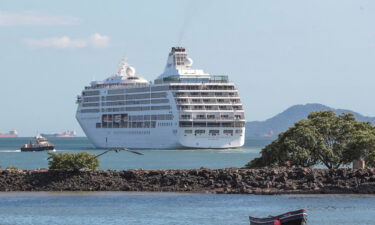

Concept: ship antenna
[[118, 58, 129, 76]]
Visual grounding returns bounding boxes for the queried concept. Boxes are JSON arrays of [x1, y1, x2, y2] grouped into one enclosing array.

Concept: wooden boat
[[249, 209, 307, 225]]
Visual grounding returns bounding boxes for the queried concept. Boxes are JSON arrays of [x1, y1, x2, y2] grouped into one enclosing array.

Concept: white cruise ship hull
[[77, 115, 245, 149]]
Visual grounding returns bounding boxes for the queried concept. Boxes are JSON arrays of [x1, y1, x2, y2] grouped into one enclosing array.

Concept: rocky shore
[[1, 168, 375, 194]]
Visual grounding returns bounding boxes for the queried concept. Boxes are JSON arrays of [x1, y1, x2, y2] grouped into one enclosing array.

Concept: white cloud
[[24, 33, 110, 49], [0, 11, 80, 26], [90, 33, 110, 48]]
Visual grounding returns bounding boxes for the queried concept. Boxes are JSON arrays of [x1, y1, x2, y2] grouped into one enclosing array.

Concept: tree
[[245, 111, 375, 169], [48, 152, 99, 171]]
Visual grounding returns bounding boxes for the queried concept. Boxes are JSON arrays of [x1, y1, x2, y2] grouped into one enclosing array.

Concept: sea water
[[0, 137, 271, 170], [1, 137, 375, 225], [0, 192, 374, 225]]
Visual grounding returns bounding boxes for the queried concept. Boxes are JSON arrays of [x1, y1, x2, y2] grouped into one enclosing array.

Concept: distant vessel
[[40, 130, 77, 138], [76, 47, 245, 149], [0, 130, 18, 138], [20, 136, 55, 152]]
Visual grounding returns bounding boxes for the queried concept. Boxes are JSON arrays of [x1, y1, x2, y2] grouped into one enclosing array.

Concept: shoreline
[[1, 168, 375, 194]]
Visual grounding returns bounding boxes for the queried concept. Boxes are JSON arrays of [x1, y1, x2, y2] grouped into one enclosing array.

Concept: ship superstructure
[[76, 47, 245, 149]]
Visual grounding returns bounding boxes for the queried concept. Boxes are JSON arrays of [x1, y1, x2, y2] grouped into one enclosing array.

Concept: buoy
[[274, 220, 281, 225]]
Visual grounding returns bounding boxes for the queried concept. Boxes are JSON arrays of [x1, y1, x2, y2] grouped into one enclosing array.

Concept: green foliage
[[6, 165, 18, 170], [48, 152, 99, 171], [246, 111, 375, 169]]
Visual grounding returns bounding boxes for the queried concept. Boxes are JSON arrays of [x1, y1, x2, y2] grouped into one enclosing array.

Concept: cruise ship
[[76, 47, 245, 149]]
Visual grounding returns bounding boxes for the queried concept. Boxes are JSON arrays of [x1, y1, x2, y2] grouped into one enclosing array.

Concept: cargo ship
[[40, 130, 77, 138], [0, 130, 18, 138]]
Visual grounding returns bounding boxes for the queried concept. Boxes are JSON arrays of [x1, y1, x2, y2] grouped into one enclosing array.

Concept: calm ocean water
[[0, 136, 272, 170], [0, 192, 374, 225], [1, 137, 375, 225]]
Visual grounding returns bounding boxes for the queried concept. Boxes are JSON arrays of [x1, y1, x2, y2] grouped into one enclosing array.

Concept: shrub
[[6, 165, 18, 170], [48, 152, 99, 171]]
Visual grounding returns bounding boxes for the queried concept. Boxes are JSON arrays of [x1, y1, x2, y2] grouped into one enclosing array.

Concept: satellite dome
[[185, 57, 193, 67], [126, 66, 136, 76]]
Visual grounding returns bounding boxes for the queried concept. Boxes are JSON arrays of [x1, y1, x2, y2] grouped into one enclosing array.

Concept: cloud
[[0, 11, 80, 26], [24, 33, 110, 49], [90, 33, 110, 48]]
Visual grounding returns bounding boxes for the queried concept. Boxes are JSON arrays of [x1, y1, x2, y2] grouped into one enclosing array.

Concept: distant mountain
[[246, 103, 375, 137]]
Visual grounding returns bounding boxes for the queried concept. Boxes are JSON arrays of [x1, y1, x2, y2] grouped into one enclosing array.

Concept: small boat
[[20, 136, 55, 152], [249, 209, 308, 225]]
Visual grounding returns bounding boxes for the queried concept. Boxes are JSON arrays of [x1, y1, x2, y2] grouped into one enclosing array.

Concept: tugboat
[[20, 136, 55, 152], [249, 209, 308, 225]]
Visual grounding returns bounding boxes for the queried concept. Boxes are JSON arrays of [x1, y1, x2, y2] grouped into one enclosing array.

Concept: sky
[[0, 0, 374, 136]]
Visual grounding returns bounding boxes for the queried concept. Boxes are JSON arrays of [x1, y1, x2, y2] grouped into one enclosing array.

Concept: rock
[[1, 168, 375, 194]]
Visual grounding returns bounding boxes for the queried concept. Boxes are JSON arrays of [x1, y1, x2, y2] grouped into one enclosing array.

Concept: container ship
[[76, 47, 245, 149]]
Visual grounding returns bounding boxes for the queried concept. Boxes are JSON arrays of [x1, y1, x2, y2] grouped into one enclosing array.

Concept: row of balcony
[[169, 84, 235, 91], [179, 121, 245, 128], [176, 98, 241, 105], [177, 105, 243, 111], [173, 92, 239, 98], [180, 113, 244, 120]]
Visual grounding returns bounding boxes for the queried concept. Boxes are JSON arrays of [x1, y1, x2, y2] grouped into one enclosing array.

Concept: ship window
[[151, 99, 169, 104], [184, 130, 192, 134], [194, 130, 205, 135], [207, 115, 215, 119], [151, 105, 171, 110], [178, 105, 189, 110], [207, 122, 220, 127], [195, 115, 205, 119], [235, 114, 243, 119], [223, 130, 233, 135], [235, 129, 243, 134], [221, 122, 234, 127], [221, 114, 229, 119], [181, 114, 191, 120], [179, 121, 192, 127], [193, 122, 206, 127], [151, 92, 167, 98], [234, 122, 245, 127], [96, 123, 101, 128], [209, 130, 219, 136]]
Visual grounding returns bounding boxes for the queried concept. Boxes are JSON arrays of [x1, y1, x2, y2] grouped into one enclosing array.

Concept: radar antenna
[[117, 58, 129, 76]]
